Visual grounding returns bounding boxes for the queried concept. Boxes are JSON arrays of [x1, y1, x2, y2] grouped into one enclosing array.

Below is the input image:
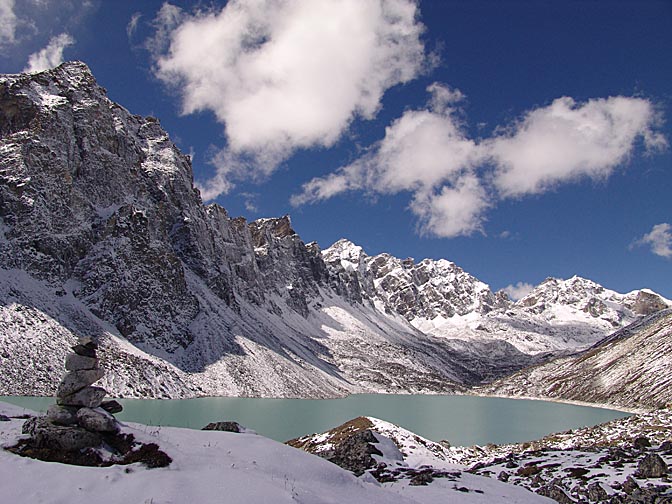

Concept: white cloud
[[126, 12, 142, 40], [0, 0, 18, 45], [291, 83, 486, 237], [487, 96, 667, 198], [150, 0, 427, 198], [23, 32, 74, 72], [293, 90, 666, 239], [409, 174, 489, 238], [633, 223, 672, 259], [503, 282, 535, 301]]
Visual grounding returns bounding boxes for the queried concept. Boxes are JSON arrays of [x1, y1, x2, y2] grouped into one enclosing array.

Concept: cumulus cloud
[[291, 83, 487, 237], [293, 89, 666, 239], [149, 0, 427, 198], [23, 32, 74, 72], [0, 0, 18, 45], [409, 174, 489, 237], [633, 223, 672, 259], [503, 282, 535, 301], [487, 96, 667, 198]]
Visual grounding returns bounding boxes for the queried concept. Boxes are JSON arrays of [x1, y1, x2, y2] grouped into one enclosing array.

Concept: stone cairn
[[23, 336, 124, 451]]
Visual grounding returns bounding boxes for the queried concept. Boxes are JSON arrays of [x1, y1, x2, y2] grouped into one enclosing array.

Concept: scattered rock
[[632, 436, 651, 450], [622, 476, 640, 494], [0, 414, 10, 421], [636, 453, 668, 478], [408, 469, 433, 486], [586, 482, 608, 502], [202, 421, 243, 433], [498, 471, 510, 482], [537, 484, 575, 504]]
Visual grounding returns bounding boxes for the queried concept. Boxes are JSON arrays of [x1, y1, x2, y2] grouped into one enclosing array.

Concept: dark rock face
[[636, 453, 668, 478], [321, 430, 383, 476], [632, 290, 669, 315]]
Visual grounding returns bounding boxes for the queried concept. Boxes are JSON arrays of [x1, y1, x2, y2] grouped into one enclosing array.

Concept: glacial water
[[0, 394, 629, 446]]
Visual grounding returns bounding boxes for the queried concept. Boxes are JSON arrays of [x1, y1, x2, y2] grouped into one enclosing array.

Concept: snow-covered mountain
[[322, 242, 669, 355], [0, 62, 668, 399], [479, 309, 672, 410]]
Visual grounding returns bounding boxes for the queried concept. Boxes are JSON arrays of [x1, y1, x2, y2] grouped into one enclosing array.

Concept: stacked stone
[[25, 337, 125, 450]]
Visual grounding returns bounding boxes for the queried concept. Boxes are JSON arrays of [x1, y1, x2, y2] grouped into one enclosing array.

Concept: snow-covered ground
[[0, 401, 551, 504]]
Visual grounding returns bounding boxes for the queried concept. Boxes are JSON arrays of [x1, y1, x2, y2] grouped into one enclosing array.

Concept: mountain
[[321, 242, 669, 355], [0, 62, 668, 399], [479, 309, 672, 410]]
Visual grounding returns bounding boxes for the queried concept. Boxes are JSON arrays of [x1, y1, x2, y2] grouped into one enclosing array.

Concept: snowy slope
[[0, 402, 550, 504], [479, 309, 672, 410]]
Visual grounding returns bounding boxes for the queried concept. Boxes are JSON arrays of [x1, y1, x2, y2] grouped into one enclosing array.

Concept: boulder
[[23, 417, 103, 451], [632, 436, 651, 450], [71, 337, 98, 358], [622, 476, 640, 494], [586, 482, 608, 502], [76, 407, 119, 433], [0, 414, 10, 421], [636, 453, 668, 478], [57, 386, 107, 408], [45, 404, 78, 426], [202, 421, 243, 433], [56, 368, 105, 397], [65, 353, 99, 371]]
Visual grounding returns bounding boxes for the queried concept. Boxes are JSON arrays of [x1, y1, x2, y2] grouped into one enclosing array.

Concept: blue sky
[[1, 0, 670, 299]]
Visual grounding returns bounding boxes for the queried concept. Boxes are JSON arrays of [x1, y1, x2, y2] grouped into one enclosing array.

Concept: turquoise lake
[[0, 394, 629, 446]]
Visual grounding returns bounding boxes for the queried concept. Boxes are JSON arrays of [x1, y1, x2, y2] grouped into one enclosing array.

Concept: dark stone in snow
[[0, 414, 10, 421], [622, 476, 640, 494], [632, 436, 651, 450], [536, 484, 575, 504], [202, 421, 243, 433], [636, 453, 668, 478], [322, 429, 383, 476], [587, 482, 608, 502]]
